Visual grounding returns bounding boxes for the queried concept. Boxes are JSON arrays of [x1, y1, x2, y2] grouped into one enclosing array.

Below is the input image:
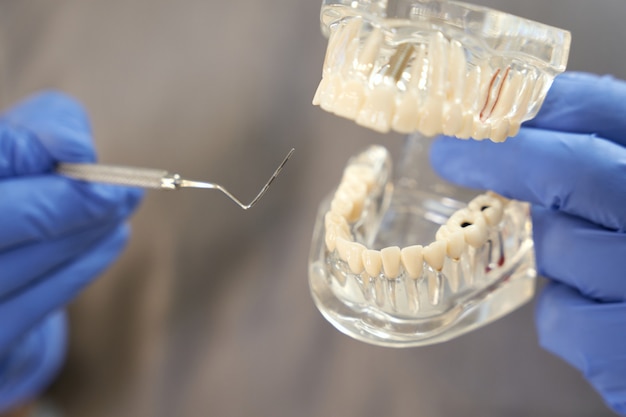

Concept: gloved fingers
[[536, 282, 626, 415], [525, 72, 626, 147], [430, 130, 626, 231], [0, 91, 95, 178], [0, 224, 130, 350], [532, 206, 626, 302], [0, 311, 66, 412], [0, 175, 143, 251], [0, 219, 126, 299]]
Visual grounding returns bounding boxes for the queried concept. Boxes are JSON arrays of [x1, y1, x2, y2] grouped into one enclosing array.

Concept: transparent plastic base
[[308, 138, 536, 347]]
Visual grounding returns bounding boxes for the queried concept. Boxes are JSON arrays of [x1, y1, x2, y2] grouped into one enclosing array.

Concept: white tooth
[[334, 237, 352, 263], [446, 230, 466, 259], [319, 73, 344, 113], [490, 119, 509, 143], [381, 246, 401, 279], [356, 84, 395, 133], [334, 80, 366, 120], [468, 194, 498, 212], [463, 216, 488, 248], [472, 120, 491, 141], [325, 226, 350, 252], [456, 112, 474, 139], [346, 241, 366, 273], [409, 44, 427, 90], [486, 191, 510, 205], [469, 194, 504, 226], [400, 245, 424, 279], [357, 28, 383, 73], [325, 19, 362, 74], [463, 67, 481, 113], [448, 208, 476, 230], [482, 205, 503, 226], [423, 241, 446, 271], [491, 69, 520, 119], [476, 65, 495, 118], [330, 194, 354, 220], [324, 211, 350, 235], [392, 93, 419, 133], [509, 72, 536, 124], [335, 182, 367, 221], [343, 165, 377, 192], [442, 101, 463, 136], [429, 32, 448, 96], [508, 120, 521, 137], [419, 93, 444, 136], [435, 225, 451, 241], [362, 249, 383, 277], [448, 40, 466, 102]]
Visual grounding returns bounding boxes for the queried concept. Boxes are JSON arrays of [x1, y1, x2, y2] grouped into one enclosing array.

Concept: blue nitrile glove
[[430, 72, 626, 415], [0, 92, 143, 412]]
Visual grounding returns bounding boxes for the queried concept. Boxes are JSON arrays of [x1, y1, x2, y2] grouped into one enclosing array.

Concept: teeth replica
[[322, 151, 529, 313], [313, 19, 552, 142]]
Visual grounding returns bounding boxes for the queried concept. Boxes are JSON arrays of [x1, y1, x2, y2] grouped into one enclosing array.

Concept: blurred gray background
[[0, 0, 625, 416]]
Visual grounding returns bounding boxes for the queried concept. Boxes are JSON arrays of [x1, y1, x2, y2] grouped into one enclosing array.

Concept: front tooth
[[362, 249, 383, 277], [401, 245, 424, 279], [447, 40, 467, 102], [335, 237, 366, 273], [463, 216, 488, 248], [319, 73, 344, 113], [356, 84, 396, 133], [357, 28, 383, 73], [456, 112, 475, 139], [381, 246, 401, 279], [392, 93, 419, 133], [463, 67, 481, 113], [346, 241, 366, 273], [442, 101, 463, 136], [334, 80, 366, 120], [419, 93, 444, 136], [423, 241, 446, 271]]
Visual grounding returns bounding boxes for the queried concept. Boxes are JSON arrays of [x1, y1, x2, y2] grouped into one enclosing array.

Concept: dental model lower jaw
[[313, 18, 548, 142], [324, 156, 512, 289]]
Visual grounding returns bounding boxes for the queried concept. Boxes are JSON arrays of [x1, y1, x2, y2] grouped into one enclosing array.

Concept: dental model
[[309, 0, 570, 347], [312, 1, 569, 142]]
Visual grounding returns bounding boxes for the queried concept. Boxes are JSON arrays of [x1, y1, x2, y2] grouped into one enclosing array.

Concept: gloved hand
[[0, 92, 143, 412], [430, 72, 626, 415]]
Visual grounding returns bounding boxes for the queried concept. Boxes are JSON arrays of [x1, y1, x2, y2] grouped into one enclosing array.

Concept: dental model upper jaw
[[313, 16, 559, 143]]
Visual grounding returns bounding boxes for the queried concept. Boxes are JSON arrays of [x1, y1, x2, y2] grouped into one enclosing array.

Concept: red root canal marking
[[479, 67, 510, 122]]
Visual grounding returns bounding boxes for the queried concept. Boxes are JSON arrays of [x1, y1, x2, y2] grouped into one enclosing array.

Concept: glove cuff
[[0, 311, 67, 413]]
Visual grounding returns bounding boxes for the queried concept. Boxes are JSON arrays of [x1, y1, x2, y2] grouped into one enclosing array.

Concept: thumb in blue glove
[[0, 91, 143, 412], [430, 72, 626, 415]]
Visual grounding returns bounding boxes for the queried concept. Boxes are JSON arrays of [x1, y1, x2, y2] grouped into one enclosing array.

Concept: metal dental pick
[[56, 148, 295, 210]]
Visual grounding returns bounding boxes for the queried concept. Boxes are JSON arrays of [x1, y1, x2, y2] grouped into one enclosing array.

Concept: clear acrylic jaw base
[[308, 135, 536, 347]]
